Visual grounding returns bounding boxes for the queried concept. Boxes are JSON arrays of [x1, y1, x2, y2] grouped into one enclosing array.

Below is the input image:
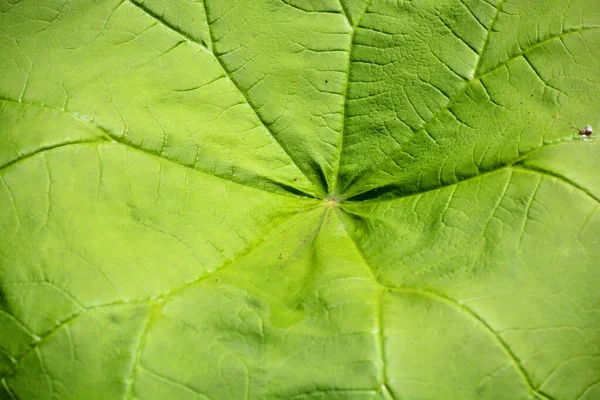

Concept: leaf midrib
[[0, 207, 323, 387], [111, 1, 600, 205], [340, 25, 600, 196], [127, 0, 327, 196], [332, 0, 373, 196], [342, 135, 589, 202], [336, 206, 554, 399], [0, 98, 318, 199]]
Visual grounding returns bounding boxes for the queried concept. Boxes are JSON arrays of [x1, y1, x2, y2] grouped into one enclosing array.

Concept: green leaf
[[1, 0, 599, 399]]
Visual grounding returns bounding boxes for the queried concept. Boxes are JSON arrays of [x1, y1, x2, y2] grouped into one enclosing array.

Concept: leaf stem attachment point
[[324, 195, 340, 208]]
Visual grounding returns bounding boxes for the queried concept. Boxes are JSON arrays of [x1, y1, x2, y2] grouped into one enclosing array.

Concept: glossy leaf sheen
[[1, 1, 599, 399]]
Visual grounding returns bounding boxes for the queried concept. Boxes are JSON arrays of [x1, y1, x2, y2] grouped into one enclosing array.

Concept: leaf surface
[[1, 1, 599, 399]]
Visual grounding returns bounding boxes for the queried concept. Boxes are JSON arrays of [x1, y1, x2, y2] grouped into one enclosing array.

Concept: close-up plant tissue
[[0, 0, 599, 399]]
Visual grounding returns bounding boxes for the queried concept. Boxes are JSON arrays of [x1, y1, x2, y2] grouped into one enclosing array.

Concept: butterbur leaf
[[1, 0, 599, 399]]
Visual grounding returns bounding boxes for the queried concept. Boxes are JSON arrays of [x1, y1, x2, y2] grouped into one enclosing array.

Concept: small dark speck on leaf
[[278, 253, 284, 259], [108, 313, 120, 324], [248, 298, 261, 309], [325, 79, 328, 83]]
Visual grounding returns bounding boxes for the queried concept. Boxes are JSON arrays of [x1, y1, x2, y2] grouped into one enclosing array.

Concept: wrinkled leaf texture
[[1, 0, 600, 399]]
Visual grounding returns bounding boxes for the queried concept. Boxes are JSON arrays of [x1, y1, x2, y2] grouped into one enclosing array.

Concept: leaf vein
[[0, 300, 149, 382], [0, 138, 107, 173], [392, 288, 553, 400], [201, 1, 321, 192], [126, 0, 209, 49], [333, 0, 373, 194], [0, 98, 315, 199], [124, 303, 163, 400], [473, 0, 506, 76], [137, 366, 212, 399], [348, 133, 578, 202], [514, 164, 600, 204]]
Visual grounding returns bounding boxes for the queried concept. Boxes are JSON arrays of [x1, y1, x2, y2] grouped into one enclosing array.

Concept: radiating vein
[[421, 26, 597, 136], [1, 377, 19, 400], [346, 134, 580, 202], [392, 288, 553, 400], [514, 164, 600, 204], [477, 26, 600, 78], [159, 207, 323, 302], [332, 0, 373, 194], [124, 302, 163, 400], [0, 300, 150, 381], [334, 209, 393, 396], [576, 380, 600, 400], [333, 206, 561, 399], [349, 26, 599, 194], [125, 0, 320, 193], [338, 1, 351, 27], [138, 366, 212, 399], [0, 98, 316, 198], [0, 138, 107, 172], [205, 1, 326, 193], [376, 289, 396, 400], [473, 0, 506, 76], [127, 0, 210, 49]]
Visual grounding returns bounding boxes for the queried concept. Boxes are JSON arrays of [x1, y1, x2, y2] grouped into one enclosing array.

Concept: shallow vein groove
[[576, 380, 600, 400], [350, 25, 598, 192], [334, 208, 379, 282], [333, 0, 373, 194], [516, 175, 543, 251], [158, 207, 322, 303], [138, 366, 211, 399], [538, 355, 600, 393], [0, 138, 107, 172], [521, 53, 567, 95], [1, 312, 80, 379], [338, 1, 351, 27], [277, 0, 341, 15], [476, 26, 600, 78], [346, 135, 579, 202], [392, 288, 553, 400], [514, 164, 600, 204], [124, 302, 163, 400], [0, 308, 38, 340], [334, 208, 394, 396], [0, 97, 316, 199], [424, 26, 595, 132], [0, 347, 15, 364], [4, 281, 85, 310], [289, 388, 379, 399], [376, 289, 396, 400], [126, 0, 319, 194], [1, 378, 18, 400], [0, 300, 150, 381], [127, 0, 210, 49], [472, 0, 506, 76], [335, 207, 560, 397], [201, 1, 321, 193]]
